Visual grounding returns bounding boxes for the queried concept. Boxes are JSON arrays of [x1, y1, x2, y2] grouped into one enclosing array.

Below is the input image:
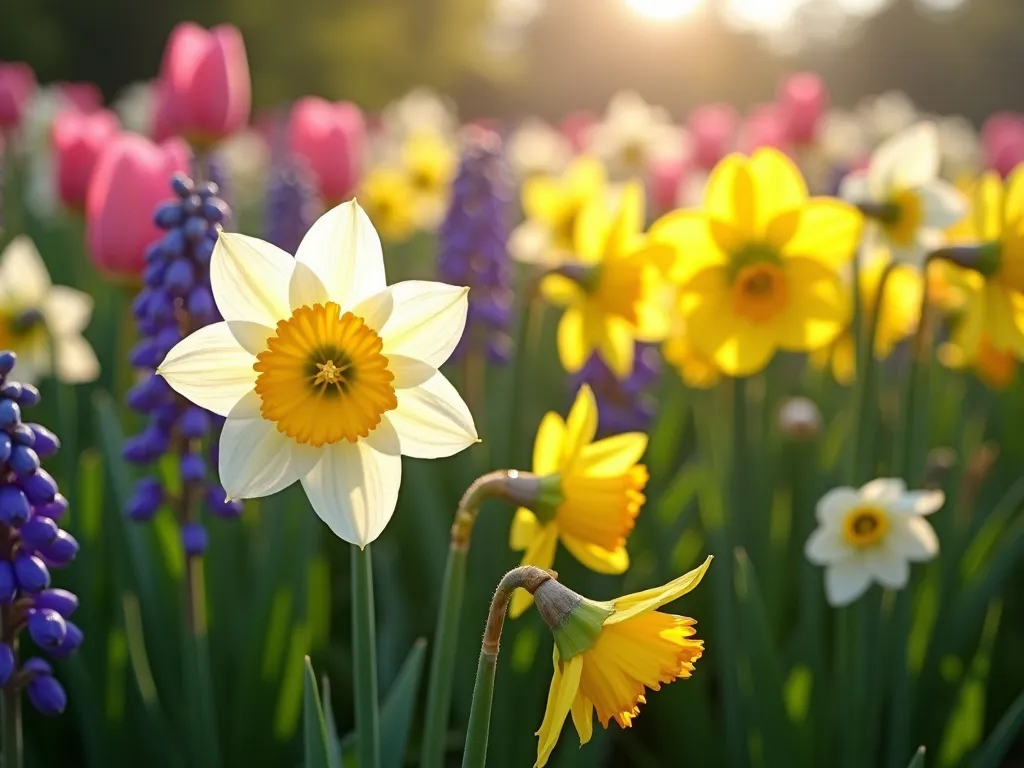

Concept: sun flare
[[624, 0, 701, 21]]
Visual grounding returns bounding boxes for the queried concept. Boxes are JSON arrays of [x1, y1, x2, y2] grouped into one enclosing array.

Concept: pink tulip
[[56, 82, 104, 113], [53, 109, 121, 211], [778, 72, 828, 146], [982, 113, 1024, 177], [287, 97, 365, 202], [0, 62, 37, 130], [153, 22, 250, 144], [741, 104, 790, 154], [86, 134, 190, 278], [649, 156, 688, 216], [560, 111, 595, 154], [687, 104, 737, 170]]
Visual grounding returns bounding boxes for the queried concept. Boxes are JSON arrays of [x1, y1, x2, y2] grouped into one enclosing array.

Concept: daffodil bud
[[778, 396, 822, 441], [532, 579, 613, 659]]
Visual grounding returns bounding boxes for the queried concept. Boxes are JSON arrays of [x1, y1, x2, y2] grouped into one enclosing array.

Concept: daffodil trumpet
[[462, 566, 554, 768]]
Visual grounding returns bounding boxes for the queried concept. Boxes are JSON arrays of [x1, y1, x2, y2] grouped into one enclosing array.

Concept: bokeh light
[[624, 0, 702, 21]]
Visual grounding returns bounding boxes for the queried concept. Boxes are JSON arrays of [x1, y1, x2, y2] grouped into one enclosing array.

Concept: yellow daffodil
[[358, 167, 417, 243], [158, 201, 478, 547], [542, 182, 673, 377], [0, 237, 98, 384], [402, 130, 456, 231], [662, 318, 720, 389], [812, 252, 923, 385], [651, 148, 862, 377], [509, 384, 648, 618], [939, 333, 1017, 390], [511, 156, 607, 266], [531, 557, 711, 767], [946, 169, 1024, 360]]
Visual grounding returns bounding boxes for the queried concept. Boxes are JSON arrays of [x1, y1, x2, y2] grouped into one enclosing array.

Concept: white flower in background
[[805, 478, 943, 606], [588, 91, 683, 180], [216, 130, 271, 211], [158, 201, 478, 547], [112, 81, 155, 136], [935, 115, 980, 178], [858, 90, 918, 144], [820, 109, 868, 170], [18, 87, 67, 219], [840, 122, 966, 266], [380, 88, 458, 143], [0, 237, 99, 385], [507, 118, 571, 180]]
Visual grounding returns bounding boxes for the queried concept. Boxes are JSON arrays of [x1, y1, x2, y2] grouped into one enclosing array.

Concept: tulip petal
[[211, 233, 294, 326], [295, 200, 386, 309], [219, 392, 321, 499], [158, 321, 258, 416], [374, 281, 469, 367], [385, 369, 477, 459], [300, 418, 401, 547]]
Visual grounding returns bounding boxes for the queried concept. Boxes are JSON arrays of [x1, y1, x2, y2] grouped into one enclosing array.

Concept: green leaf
[[905, 746, 926, 768], [321, 676, 343, 768], [972, 686, 1024, 768], [303, 657, 333, 768]]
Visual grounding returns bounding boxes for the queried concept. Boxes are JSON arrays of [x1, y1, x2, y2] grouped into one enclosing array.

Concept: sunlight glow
[[625, 0, 702, 21]]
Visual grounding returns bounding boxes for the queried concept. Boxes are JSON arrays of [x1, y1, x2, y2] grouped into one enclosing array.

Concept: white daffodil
[[0, 237, 99, 385], [380, 88, 457, 144], [805, 478, 943, 606], [507, 118, 571, 181], [840, 122, 966, 266], [158, 200, 478, 547], [587, 91, 683, 180], [857, 90, 918, 144]]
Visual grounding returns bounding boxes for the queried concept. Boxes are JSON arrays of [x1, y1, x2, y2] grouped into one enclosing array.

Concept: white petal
[[44, 287, 92, 336], [805, 526, 850, 565], [824, 559, 872, 607], [158, 322, 258, 416], [211, 233, 294, 327], [227, 320, 276, 357], [865, 547, 909, 589], [386, 368, 478, 459], [888, 517, 939, 562], [869, 122, 939, 194], [300, 418, 402, 547], [919, 181, 967, 230], [890, 489, 945, 517], [54, 335, 99, 384], [839, 171, 869, 203], [218, 391, 322, 499], [0, 236, 50, 306], [288, 261, 330, 310], [860, 478, 906, 505], [373, 281, 469, 368], [294, 200, 386, 309], [816, 487, 859, 525]]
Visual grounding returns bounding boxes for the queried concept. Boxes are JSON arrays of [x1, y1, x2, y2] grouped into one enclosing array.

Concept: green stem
[[731, 376, 749, 547], [0, 602, 20, 768], [897, 256, 934, 481], [508, 274, 541, 466], [421, 471, 523, 768], [352, 544, 380, 768], [461, 567, 551, 768]]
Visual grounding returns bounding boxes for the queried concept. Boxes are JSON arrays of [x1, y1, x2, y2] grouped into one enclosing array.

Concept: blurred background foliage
[[3, 0, 1024, 121]]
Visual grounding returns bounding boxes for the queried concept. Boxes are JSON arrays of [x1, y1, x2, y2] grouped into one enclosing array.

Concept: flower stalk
[[352, 544, 380, 768], [461, 566, 552, 768]]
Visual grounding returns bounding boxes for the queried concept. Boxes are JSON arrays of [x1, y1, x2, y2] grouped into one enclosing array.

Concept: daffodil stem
[[851, 263, 897, 484], [508, 274, 542, 466], [898, 255, 935, 481], [422, 471, 531, 768], [730, 376, 748, 545], [462, 567, 552, 768], [352, 544, 380, 768]]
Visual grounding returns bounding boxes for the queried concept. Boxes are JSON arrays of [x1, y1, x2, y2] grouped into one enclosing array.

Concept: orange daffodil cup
[[157, 200, 478, 546], [649, 148, 863, 377]]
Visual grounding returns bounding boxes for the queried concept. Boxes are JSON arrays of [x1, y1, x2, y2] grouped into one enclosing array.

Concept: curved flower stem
[[461, 566, 552, 768], [352, 544, 380, 768], [421, 471, 535, 768]]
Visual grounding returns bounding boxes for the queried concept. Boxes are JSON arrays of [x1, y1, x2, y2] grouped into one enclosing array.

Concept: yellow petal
[[597, 315, 636, 378], [648, 211, 729, 284], [570, 691, 595, 746], [557, 305, 592, 374], [985, 282, 1024, 357], [973, 172, 1004, 242], [540, 273, 584, 306], [577, 433, 648, 476], [567, 156, 607, 197], [607, 556, 713, 625], [561, 535, 630, 574], [607, 182, 645, 257], [831, 333, 856, 385], [704, 154, 755, 238], [1004, 165, 1024, 231], [573, 196, 612, 265], [533, 411, 566, 476], [775, 257, 847, 352], [510, 507, 541, 550], [510, 523, 559, 619], [561, 385, 598, 469], [749, 148, 808, 235], [535, 651, 584, 768], [780, 198, 862, 268], [523, 176, 563, 223]]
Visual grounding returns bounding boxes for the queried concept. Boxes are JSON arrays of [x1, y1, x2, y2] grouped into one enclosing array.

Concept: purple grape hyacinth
[[437, 129, 514, 363], [573, 343, 662, 438], [264, 155, 322, 255], [124, 173, 243, 555], [0, 351, 81, 716]]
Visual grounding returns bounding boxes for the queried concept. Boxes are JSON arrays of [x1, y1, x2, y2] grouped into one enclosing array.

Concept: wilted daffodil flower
[[841, 122, 966, 266], [805, 479, 942, 606], [531, 556, 711, 767], [158, 200, 478, 547], [542, 182, 674, 377], [651, 148, 861, 377], [509, 384, 648, 618]]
